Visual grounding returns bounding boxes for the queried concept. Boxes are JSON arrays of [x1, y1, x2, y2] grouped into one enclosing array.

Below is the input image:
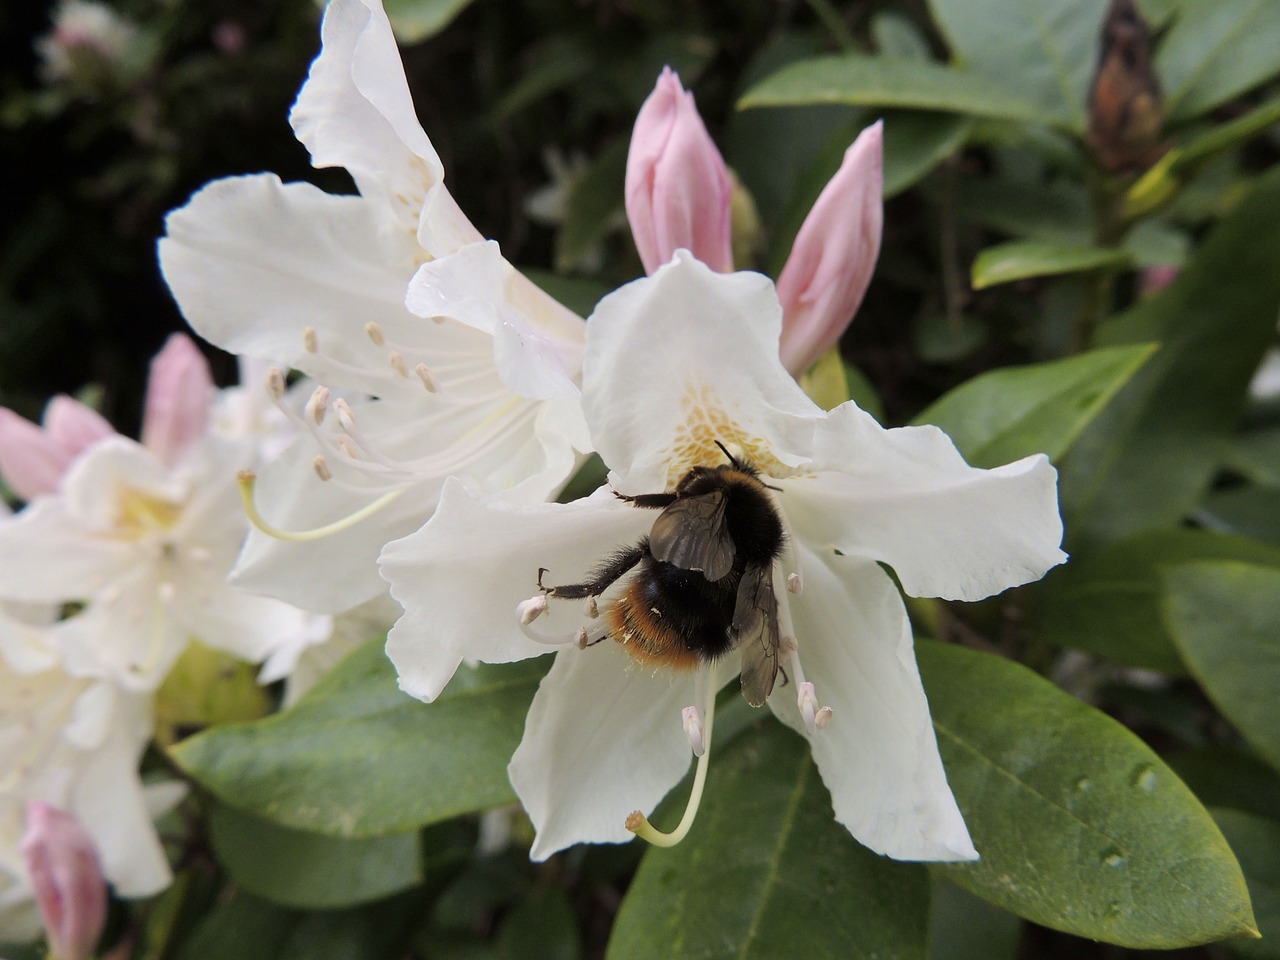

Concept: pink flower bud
[[141, 333, 214, 466], [625, 67, 733, 275], [0, 397, 113, 501], [776, 121, 884, 376], [21, 802, 108, 960]]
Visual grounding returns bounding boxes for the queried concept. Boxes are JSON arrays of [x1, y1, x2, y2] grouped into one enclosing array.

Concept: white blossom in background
[[0, 624, 173, 921], [159, 0, 589, 618], [382, 253, 1066, 861], [0, 336, 321, 693], [36, 0, 140, 86]]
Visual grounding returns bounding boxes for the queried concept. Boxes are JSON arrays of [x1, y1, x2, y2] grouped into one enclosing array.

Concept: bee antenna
[[713, 440, 741, 467]]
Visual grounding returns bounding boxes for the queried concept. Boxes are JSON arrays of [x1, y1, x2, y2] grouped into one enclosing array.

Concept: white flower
[[36, 0, 139, 85], [381, 252, 1065, 861], [0, 633, 171, 904], [0, 434, 314, 692], [158, 0, 588, 616]]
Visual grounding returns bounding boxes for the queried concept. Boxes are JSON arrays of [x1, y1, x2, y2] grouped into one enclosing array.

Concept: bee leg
[[613, 489, 678, 509], [538, 543, 646, 600], [778, 662, 791, 688]]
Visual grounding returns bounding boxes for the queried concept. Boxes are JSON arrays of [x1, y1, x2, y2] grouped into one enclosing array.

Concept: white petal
[[380, 479, 653, 701], [583, 252, 822, 491], [0, 608, 57, 673], [508, 641, 694, 860], [69, 690, 173, 896], [159, 175, 423, 398], [784, 403, 1066, 602], [175, 575, 320, 666], [405, 241, 584, 399], [772, 548, 977, 861], [0, 499, 134, 602], [289, 0, 479, 253]]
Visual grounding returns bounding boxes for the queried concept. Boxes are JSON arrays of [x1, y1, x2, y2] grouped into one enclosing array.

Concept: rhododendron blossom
[[382, 253, 1066, 860], [159, 0, 588, 616]]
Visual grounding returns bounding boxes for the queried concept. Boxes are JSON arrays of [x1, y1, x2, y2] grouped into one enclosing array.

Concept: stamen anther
[[303, 327, 319, 353], [797, 681, 832, 735], [307, 386, 331, 425], [364, 322, 386, 346], [312, 456, 333, 481], [584, 596, 599, 619], [682, 706, 705, 757], [334, 398, 357, 431], [414, 363, 437, 393], [575, 626, 590, 650], [389, 351, 410, 378], [787, 572, 802, 594], [517, 594, 548, 625], [266, 367, 286, 399]]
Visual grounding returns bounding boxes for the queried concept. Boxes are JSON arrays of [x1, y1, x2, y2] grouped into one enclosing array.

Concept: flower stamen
[[627, 659, 717, 847], [236, 469, 405, 542]]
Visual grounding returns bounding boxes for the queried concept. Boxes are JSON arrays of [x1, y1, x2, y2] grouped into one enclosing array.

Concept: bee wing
[[734, 562, 780, 708], [648, 490, 735, 581]]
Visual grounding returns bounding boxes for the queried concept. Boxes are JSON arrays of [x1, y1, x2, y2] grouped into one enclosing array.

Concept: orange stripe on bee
[[608, 592, 702, 671]]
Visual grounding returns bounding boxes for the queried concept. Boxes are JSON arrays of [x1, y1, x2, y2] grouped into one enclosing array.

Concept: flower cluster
[[0, 337, 336, 945], [2, 0, 1067, 951]]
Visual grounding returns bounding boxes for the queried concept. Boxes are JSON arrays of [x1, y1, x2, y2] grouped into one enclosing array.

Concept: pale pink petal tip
[[142, 333, 214, 465], [625, 67, 733, 275], [777, 120, 885, 376]]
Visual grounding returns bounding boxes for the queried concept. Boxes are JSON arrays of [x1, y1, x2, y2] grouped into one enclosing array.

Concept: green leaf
[[739, 54, 1046, 125], [954, 178, 1189, 268], [927, 0, 1109, 132], [1060, 167, 1280, 547], [1168, 747, 1280, 822], [884, 111, 973, 198], [171, 640, 545, 837], [208, 804, 422, 909], [920, 641, 1257, 948], [727, 32, 864, 228], [1199, 487, 1280, 548], [1029, 529, 1280, 672], [913, 343, 1156, 468], [913, 312, 989, 363], [1125, 97, 1280, 218], [971, 241, 1133, 289], [607, 722, 929, 960], [929, 879, 1022, 960], [383, 0, 477, 43], [872, 10, 934, 60], [491, 36, 594, 121], [175, 890, 420, 960], [1227, 426, 1280, 488], [1162, 561, 1280, 772], [1158, 0, 1280, 123], [497, 887, 583, 960], [556, 139, 627, 274], [1212, 810, 1280, 958]]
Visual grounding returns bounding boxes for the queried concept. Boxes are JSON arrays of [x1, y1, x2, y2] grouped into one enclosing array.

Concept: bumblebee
[[538, 443, 785, 707]]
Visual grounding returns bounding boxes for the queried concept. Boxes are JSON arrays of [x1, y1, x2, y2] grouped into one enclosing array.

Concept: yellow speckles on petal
[[664, 380, 788, 487]]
